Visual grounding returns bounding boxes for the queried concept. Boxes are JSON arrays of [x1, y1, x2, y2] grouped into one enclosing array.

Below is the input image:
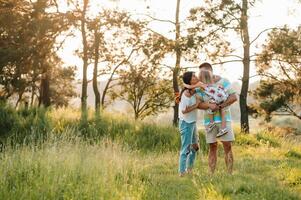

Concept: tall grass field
[[0, 104, 301, 200]]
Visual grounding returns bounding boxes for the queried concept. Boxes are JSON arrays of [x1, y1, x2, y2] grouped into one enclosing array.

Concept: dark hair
[[182, 71, 194, 85], [199, 62, 213, 71], [177, 71, 194, 103]]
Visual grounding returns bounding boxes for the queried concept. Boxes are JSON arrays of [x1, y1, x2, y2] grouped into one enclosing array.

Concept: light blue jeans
[[178, 120, 198, 173]]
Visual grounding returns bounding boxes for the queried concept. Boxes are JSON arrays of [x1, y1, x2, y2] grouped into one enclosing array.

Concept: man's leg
[[222, 141, 233, 174], [208, 142, 218, 174]]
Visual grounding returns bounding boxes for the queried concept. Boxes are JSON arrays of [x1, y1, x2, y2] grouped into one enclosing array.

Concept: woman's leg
[[178, 120, 194, 174], [187, 123, 198, 171]]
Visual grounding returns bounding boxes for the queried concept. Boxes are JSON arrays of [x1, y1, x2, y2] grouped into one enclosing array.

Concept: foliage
[[0, 0, 76, 107], [252, 26, 301, 121]]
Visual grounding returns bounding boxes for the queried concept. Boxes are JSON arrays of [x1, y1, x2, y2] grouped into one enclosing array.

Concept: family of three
[[178, 62, 237, 177]]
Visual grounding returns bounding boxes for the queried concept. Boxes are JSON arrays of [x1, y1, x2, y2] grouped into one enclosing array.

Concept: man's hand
[[209, 103, 219, 112]]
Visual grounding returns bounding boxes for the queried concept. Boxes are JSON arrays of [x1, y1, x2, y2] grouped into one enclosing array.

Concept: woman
[[178, 71, 200, 177]]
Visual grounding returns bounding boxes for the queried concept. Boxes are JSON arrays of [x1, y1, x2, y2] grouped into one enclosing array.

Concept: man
[[197, 62, 237, 175]]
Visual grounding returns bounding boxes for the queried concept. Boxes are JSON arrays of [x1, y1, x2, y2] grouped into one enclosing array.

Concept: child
[[185, 70, 229, 137], [178, 71, 200, 177]]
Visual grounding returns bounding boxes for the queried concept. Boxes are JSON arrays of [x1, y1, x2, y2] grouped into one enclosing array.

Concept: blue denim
[[178, 119, 198, 173]]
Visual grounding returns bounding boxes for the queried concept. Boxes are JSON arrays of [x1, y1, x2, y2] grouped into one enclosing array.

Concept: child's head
[[199, 70, 214, 84]]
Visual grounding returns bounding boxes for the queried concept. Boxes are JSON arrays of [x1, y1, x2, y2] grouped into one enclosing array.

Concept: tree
[[0, 0, 74, 107], [65, 0, 90, 118], [111, 63, 173, 120], [86, 10, 147, 112], [251, 27, 301, 121], [109, 28, 174, 120], [140, 0, 231, 125], [187, 0, 273, 133], [49, 66, 77, 107]]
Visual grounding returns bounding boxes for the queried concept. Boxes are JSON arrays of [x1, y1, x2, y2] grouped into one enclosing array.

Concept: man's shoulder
[[215, 76, 231, 85], [195, 88, 205, 99]]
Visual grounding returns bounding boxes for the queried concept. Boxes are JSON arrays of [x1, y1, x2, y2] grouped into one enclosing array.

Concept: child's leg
[[220, 109, 226, 129], [209, 113, 214, 123]]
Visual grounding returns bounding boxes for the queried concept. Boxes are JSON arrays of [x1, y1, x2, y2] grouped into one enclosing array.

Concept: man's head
[[199, 62, 213, 72]]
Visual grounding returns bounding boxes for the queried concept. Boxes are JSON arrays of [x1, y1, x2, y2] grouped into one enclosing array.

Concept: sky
[[57, 0, 301, 84]]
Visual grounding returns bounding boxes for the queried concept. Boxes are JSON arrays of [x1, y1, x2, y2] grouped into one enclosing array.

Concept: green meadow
[[0, 106, 301, 200]]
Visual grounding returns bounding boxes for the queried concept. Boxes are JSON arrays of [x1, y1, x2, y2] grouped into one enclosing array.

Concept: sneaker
[[217, 128, 228, 138], [207, 122, 216, 132], [186, 168, 193, 174], [179, 172, 186, 177]]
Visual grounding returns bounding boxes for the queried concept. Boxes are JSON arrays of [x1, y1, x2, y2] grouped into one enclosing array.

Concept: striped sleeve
[[222, 79, 236, 95], [195, 88, 205, 101]]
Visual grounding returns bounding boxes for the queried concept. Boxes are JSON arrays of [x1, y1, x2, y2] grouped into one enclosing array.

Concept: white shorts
[[204, 122, 235, 144]]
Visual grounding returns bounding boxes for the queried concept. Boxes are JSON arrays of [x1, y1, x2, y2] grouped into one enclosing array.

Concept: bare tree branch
[[134, 13, 176, 25]]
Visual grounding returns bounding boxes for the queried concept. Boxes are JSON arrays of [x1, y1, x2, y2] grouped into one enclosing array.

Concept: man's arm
[[197, 101, 218, 111], [212, 93, 237, 112]]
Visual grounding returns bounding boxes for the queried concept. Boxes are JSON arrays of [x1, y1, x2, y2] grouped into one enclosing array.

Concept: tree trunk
[[240, 0, 250, 133], [15, 91, 24, 108], [39, 66, 51, 107], [81, 0, 89, 119], [93, 27, 101, 114], [101, 48, 136, 108], [31, 86, 35, 107], [173, 0, 181, 126]]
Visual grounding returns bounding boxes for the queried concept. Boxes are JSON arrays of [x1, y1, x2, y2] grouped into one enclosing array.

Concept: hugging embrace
[[178, 62, 237, 177]]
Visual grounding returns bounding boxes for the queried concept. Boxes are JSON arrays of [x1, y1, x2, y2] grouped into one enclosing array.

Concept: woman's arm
[[182, 95, 200, 114], [182, 103, 199, 114]]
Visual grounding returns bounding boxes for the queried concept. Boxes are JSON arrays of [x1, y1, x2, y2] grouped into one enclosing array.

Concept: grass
[[1, 136, 300, 200], [0, 105, 301, 199]]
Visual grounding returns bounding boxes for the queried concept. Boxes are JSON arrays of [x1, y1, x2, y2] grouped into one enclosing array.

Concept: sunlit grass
[[0, 106, 301, 199]]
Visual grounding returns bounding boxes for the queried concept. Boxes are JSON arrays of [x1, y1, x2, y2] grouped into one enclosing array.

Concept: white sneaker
[[217, 128, 228, 137], [207, 122, 216, 132]]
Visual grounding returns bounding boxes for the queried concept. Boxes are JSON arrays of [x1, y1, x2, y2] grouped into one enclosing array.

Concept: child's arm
[[183, 81, 207, 90]]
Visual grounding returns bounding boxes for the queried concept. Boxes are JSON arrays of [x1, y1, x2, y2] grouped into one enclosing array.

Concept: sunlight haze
[[57, 0, 301, 83]]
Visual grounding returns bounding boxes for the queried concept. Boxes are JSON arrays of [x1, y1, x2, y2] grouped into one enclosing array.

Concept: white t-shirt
[[179, 92, 197, 123]]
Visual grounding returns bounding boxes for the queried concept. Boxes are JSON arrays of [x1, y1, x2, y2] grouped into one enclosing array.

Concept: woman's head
[[199, 70, 214, 84], [182, 71, 198, 85]]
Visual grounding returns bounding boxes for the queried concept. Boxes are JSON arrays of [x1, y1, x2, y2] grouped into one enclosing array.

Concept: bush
[[256, 132, 281, 148], [0, 102, 51, 146], [235, 133, 260, 147], [285, 149, 301, 159], [198, 131, 209, 154], [0, 102, 17, 138]]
